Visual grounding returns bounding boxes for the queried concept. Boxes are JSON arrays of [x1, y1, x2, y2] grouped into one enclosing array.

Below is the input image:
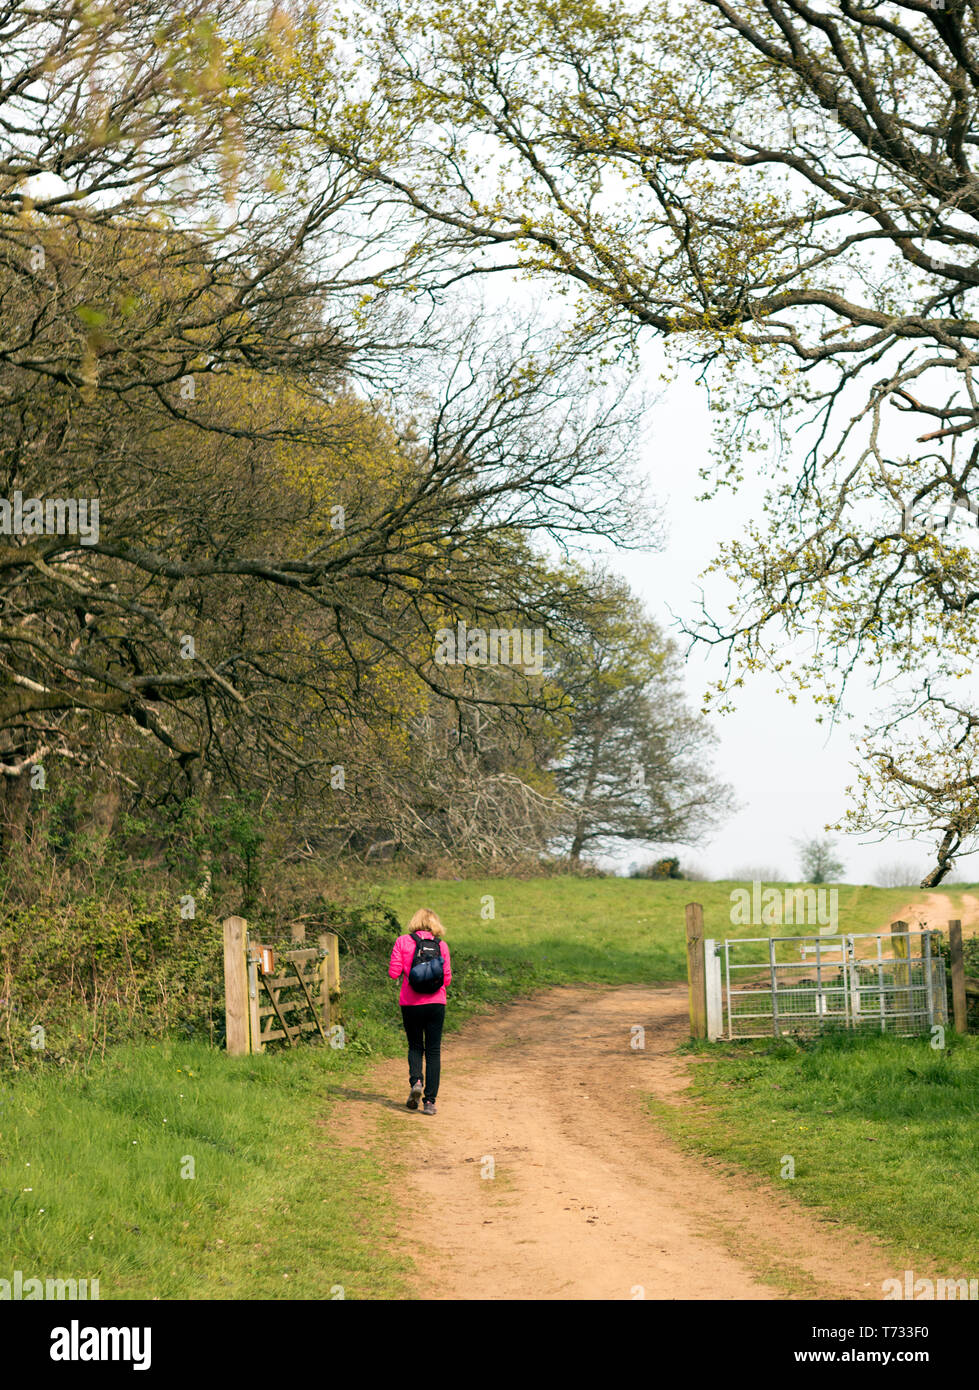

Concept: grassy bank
[[1, 1040, 409, 1300], [651, 1029, 979, 1277], [375, 877, 976, 984]]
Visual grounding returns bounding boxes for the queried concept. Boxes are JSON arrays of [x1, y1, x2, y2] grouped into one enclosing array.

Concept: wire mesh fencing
[[711, 931, 947, 1040]]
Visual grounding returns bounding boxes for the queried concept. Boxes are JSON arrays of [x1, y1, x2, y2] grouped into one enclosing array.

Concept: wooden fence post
[[318, 931, 340, 1032], [949, 919, 968, 1035], [291, 923, 306, 944], [685, 903, 707, 1040], [326, 932, 340, 995], [223, 916, 250, 1055], [890, 920, 910, 1027]]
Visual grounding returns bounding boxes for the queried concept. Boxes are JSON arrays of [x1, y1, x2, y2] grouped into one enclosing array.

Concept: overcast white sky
[[584, 340, 979, 885]]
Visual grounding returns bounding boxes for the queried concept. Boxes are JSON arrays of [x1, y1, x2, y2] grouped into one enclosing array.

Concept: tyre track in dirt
[[324, 984, 903, 1300]]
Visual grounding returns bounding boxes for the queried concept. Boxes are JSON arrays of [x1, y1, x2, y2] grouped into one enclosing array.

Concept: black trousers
[[401, 1002, 445, 1101]]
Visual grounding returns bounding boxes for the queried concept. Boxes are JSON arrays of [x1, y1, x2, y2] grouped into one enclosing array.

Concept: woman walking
[[389, 908, 451, 1115]]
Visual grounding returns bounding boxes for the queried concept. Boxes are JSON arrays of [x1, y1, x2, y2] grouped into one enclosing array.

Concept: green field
[[375, 877, 970, 982], [2, 876, 976, 1298]]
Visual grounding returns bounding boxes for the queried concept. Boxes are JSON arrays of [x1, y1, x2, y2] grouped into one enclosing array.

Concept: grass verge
[[650, 1029, 979, 1277], [0, 1039, 412, 1299]]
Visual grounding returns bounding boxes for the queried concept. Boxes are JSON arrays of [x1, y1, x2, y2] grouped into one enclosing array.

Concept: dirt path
[[881, 892, 979, 935], [326, 985, 902, 1300]]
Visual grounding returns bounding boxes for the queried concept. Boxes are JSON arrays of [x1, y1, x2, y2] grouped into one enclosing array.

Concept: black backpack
[[407, 932, 444, 994]]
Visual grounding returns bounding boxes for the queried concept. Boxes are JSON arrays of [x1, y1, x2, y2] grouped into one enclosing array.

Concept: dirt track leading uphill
[[326, 984, 902, 1300], [881, 893, 979, 935]]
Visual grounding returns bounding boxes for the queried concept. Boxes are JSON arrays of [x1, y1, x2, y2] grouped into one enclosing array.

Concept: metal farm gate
[[705, 930, 948, 1040]]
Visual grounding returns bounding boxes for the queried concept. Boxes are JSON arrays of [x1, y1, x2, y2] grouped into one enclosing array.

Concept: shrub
[[0, 896, 224, 1069], [631, 857, 685, 880], [936, 932, 979, 1033]]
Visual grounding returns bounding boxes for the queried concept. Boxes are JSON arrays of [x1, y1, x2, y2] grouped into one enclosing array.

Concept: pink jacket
[[389, 931, 452, 1006]]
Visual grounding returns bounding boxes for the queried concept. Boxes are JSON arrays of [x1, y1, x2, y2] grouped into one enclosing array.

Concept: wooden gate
[[222, 916, 340, 1055]]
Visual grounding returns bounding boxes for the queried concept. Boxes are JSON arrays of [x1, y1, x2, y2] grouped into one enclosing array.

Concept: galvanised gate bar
[[706, 930, 948, 1040]]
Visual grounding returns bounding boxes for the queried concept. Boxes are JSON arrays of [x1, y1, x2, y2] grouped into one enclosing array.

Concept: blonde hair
[[408, 907, 446, 939]]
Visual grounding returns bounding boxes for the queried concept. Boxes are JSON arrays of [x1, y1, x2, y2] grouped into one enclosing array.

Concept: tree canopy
[[307, 0, 979, 881], [0, 0, 735, 888]]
